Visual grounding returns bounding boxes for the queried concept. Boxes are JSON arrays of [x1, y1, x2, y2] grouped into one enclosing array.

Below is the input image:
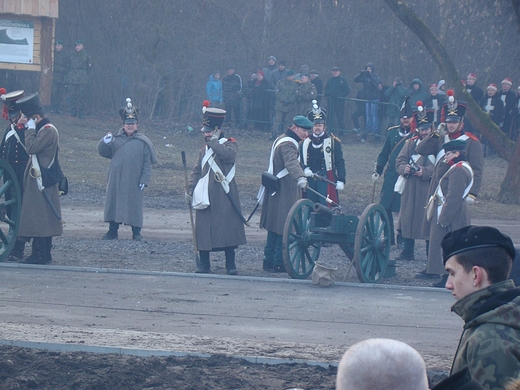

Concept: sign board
[[0, 19, 34, 64]]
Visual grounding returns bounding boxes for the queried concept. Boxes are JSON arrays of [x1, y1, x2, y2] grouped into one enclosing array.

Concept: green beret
[[286, 70, 295, 77], [442, 139, 466, 152], [293, 115, 313, 130]]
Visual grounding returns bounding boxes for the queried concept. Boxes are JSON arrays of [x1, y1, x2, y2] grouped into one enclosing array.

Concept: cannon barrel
[[313, 202, 333, 221]]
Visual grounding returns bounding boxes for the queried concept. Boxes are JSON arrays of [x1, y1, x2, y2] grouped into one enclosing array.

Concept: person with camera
[[372, 98, 416, 247], [354, 62, 383, 141], [415, 91, 483, 285], [394, 104, 435, 261], [98, 98, 157, 241], [260, 115, 312, 272], [15, 93, 63, 264]]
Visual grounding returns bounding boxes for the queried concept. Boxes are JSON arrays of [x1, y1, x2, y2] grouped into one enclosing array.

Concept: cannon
[[282, 199, 392, 283], [0, 159, 21, 262]]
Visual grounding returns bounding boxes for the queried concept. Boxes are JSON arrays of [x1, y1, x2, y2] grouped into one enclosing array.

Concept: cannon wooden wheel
[[283, 199, 321, 279], [0, 160, 21, 262], [353, 203, 391, 283]]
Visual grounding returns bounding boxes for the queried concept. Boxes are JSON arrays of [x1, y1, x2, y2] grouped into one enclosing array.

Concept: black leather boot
[[23, 238, 46, 264], [196, 251, 211, 273], [41, 237, 53, 264], [132, 226, 142, 241], [225, 248, 238, 275], [102, 222, 119, 240]]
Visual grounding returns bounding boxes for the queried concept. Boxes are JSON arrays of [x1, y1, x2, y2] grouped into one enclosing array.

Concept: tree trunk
[[383, 0, 520, 205]]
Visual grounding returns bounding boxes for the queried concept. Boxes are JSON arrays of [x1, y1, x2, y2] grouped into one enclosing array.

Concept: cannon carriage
[[282, 199, 393, 283], [0, 159, 21, 262]]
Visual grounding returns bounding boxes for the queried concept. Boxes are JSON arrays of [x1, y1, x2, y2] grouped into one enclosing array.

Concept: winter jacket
[[206, 75, 223, 104], [408, 78, 429, 110], [354, 69, 382, 100]]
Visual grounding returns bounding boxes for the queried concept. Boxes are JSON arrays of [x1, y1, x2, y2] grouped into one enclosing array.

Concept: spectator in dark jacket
[[222, 66, 243, 128], [384, 77, 407, 127], [407, 77, 428, 110], [324, 66, 350, 132], [354, 62, 383, 139]]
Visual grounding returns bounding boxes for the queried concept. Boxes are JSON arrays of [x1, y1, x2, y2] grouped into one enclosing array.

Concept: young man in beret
[[260, 115, 311, 272], [441, 225, 520, 390]]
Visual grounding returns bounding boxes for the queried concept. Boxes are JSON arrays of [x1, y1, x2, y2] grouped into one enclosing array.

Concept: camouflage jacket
[[66, 49, 92, 84], [294, 81, 317, 115], [274, 79, 297, 112], [451, 280, 520, 390]]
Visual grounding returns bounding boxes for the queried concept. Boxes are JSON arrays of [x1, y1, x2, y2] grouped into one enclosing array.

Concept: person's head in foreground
[[336, 338, 429, 390], [442, 225, 515, 299]]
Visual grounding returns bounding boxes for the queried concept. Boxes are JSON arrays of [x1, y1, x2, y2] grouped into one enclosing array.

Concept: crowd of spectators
[[205, 58, 519, 142]]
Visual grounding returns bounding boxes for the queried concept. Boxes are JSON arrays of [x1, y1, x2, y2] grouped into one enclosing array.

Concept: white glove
[[184, 191, 192, 205], [304, 167, 314, 178], [465, 194, 476, 205], [26, 118, 36, 130], [336, 181, 344, 191], [437, 123, 447, 136], [372, 172, 380, 182], [139, 183, 146, 190], [297, 177, 308, 189], [103, 133, 113, 144], [210, 130, 221, 141]]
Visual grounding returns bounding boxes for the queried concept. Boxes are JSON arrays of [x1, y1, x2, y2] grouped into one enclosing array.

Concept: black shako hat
[[307, 100, 327, 124], [443, 90, 467, 122], [441, 225, 516, 264], [413, 102, 434, 130], [400, 95, 414, 118], [15, 92, 43, 117], [1, 90, 25, 119], [119, 98, 138, 124], [201, 100, 226, 132]]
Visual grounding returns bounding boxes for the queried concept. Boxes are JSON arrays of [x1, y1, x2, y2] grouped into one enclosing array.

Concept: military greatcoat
[[187, 137, 246, 251], [18, 119, 63, 239], [98, 129, 156, 228], [260, 131, 305, 235], [376, 126, 416, 212], [395, 136, 434, 240]]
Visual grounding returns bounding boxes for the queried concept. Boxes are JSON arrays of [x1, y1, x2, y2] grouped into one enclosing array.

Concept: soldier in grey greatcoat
[[16, 93, 63, 264], [98, 99, 157, 241], [185, 106, 246, 275], [394, 105, 435, 261], [260, 115, 312, 272]]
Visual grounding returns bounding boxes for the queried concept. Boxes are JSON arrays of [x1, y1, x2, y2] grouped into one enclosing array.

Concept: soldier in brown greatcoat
[[395, 104, 435, 261], [16, 93, 63, 264]]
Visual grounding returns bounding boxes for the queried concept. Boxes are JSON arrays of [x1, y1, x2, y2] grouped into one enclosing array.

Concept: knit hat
[[268, 56, 276, 61], [438, 80, 446, 89]]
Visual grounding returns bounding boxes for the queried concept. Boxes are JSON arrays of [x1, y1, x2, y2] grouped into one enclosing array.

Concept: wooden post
[[39, 17, 54, 105]]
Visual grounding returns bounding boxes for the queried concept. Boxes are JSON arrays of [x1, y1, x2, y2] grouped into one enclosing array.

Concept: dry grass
[[49, 115, 520, 221]]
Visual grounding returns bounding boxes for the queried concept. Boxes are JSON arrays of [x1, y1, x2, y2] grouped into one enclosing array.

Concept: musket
[[181, 151, 201, 268], [312, 173, 337, 187]]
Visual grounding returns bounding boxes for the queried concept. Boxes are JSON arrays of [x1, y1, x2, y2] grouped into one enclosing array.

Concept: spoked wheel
[[0, 160, 21, 262], [353, 203, 390, 283], [283, 199, 321, 279]]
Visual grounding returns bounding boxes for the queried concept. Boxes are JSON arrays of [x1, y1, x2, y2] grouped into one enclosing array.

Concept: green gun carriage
[[283, 199, 393, 283], [0, 159, 22, 262]]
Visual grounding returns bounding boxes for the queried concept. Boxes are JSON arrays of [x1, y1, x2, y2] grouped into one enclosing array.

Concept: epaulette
[[388, 125, 400, 132], [464, 132, 479, 141], [330, 133, 341, 143], [455, 162, 464, 167]]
